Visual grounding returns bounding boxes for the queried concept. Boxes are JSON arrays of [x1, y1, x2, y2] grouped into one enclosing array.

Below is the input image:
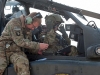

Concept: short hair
[[27, 12, 42, 22]]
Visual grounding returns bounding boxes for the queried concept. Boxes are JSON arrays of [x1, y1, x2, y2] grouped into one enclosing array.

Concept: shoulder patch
[[14, 26, 21, 36], [14, 26, 21, 31]]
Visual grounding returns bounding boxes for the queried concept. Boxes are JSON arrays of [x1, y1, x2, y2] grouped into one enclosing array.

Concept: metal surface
[[81, 9, 100, 19], [3, 57, 100, 75]]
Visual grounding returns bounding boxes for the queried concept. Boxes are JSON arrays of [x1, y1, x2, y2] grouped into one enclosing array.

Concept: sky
[[53, 0, 100, 13]]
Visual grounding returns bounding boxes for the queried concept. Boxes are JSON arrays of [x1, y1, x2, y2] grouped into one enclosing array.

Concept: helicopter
[[1, 0, 100, 75]]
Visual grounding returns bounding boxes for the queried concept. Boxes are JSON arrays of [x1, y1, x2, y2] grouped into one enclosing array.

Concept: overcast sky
[[53, 0, 100, 27], [53, 0, 100, 13]]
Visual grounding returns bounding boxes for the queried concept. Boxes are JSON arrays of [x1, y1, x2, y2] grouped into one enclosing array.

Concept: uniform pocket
[[9, 43, 21, 52], [0, 42, 5, 51], [0, 42, 5, 47]]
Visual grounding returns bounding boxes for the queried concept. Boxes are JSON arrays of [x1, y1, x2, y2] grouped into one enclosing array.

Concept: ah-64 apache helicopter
[[0, 0, 100, 75]]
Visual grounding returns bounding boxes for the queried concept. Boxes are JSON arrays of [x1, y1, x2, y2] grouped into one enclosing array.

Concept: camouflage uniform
[[39, 14, 78, 56], [42, 29, 64, 54], [0, 17, 40, 75]]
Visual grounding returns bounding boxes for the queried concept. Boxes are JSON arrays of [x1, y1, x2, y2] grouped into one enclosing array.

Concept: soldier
[[0, 12, 49, 75], [39, 14, 78, 56]]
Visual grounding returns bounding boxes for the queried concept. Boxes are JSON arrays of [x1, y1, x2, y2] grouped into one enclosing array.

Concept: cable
[[87, 21, 97, 29], [87, 20, 100, 37]]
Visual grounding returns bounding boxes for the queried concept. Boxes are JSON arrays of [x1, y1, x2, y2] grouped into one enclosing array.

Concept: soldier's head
[[25, 12, 42, 30], [45, 14, 64, 32]]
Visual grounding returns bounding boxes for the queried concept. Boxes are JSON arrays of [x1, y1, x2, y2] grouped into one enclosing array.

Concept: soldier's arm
[[64, 37, 71, 45], [59, 24, 71, 45], [9, 21, 40, 52], [43, 29, 56, 45], [61, 31, 71, 45]]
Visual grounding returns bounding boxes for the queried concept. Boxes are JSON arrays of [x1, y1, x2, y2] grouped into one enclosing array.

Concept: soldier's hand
[[38, 50, 43, 55], [59, 24, 66, 33], [38, 43, 49, 55], [39, 43, 49, 50], [59, 24, 68, 38]]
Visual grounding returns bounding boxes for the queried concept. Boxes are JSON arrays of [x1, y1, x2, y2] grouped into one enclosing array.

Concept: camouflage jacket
[[0, 18, 39, 53], [40, 29, 68, 54]]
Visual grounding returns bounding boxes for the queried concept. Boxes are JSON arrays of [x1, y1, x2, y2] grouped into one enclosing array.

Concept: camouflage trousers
[[0, 42, 30, 75]]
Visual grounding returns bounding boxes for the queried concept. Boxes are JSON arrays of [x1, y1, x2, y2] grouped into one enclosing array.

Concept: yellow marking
[[56, 73, 69, 75]]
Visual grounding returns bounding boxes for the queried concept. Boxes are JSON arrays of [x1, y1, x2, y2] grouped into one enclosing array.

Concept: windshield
[[72, 13, 88, 25]]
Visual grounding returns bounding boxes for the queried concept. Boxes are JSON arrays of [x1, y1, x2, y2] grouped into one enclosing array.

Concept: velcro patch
[[14, 26, 21, 36], [14, 26, 21, 31]]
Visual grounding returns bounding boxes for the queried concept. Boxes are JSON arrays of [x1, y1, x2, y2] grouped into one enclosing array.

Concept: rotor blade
[[51, 2, 81, 13], [80, 9, 100, 19], [16, 0, 100, 19]]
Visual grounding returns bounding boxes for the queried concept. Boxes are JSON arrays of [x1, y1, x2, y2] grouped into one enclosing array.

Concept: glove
[[59, 24, 68, 38], [59, 24, 66, 34]]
